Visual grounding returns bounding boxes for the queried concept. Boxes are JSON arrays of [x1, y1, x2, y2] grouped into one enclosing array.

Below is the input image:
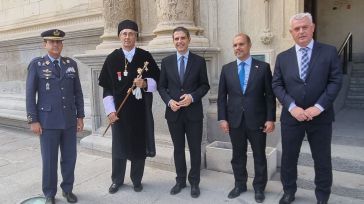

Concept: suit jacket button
[[181, 88, 184, 92], [63, 106, 66, 108], [41, 108, 44, 110]]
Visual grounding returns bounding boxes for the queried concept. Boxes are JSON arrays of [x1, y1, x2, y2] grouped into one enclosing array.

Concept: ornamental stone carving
[[260, 0, 274, 45], [97, 0, 135, 50], [149, 0, 208, 48]]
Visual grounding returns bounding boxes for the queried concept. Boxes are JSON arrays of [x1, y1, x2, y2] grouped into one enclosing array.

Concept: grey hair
[[289, 12, 313, 26]]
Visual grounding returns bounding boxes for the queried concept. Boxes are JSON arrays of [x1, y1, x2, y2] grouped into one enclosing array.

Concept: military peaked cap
[[41, 29, 65, 40]]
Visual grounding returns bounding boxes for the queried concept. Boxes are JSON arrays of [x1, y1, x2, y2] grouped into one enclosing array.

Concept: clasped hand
[[170, 94, 192, 112], [290, 106, 321, 122]]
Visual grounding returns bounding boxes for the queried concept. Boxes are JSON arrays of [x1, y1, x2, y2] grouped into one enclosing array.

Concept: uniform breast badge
[[46, 82, 50, 90]]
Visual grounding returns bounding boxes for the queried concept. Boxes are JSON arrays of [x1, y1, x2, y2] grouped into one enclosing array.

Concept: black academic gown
[[98, 48, 160, 160]]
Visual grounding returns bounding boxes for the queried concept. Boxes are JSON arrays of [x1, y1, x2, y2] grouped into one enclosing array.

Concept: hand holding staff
[[102, 61, 149, 136]]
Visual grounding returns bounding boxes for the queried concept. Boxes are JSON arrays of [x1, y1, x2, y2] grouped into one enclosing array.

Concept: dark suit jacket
[[158, 51, 210, 122], [272, 41, 342, 125], [217, 58, 276, 129]]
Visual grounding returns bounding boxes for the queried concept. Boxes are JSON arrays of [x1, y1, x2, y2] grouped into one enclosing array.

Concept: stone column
[[96, 0, 135, 50], [148, 0, 209, 48]]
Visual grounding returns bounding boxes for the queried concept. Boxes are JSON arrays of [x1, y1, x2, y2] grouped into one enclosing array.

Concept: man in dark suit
[[158, 27, 210, 198], [272, 13, 342, 204], [26, 29, 84, 204], [217, 33, 276, 203]]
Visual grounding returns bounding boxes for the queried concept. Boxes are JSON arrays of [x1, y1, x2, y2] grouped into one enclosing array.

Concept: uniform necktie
[[179, 56, 185, 84], [238, 62, 245, 93], [53, 59, 61, 78], [300, 47, 309, 80]]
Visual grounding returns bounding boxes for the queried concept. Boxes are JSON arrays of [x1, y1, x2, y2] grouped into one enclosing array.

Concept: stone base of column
[[148, 26, 209, 48]]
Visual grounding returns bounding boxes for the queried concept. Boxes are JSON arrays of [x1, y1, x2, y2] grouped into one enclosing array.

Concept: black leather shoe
[[45, 197, 55, 204], [255, 190, 265, 203], [109, 183, 122, 194], [227, 186, 247, 199], [317, 201, 328, 204], [279, 193, 295, 204], [170, 182, 186, 195], [190, 184, 200, 198], [62, 191, 78, 203], [133, 183, 143, 192]]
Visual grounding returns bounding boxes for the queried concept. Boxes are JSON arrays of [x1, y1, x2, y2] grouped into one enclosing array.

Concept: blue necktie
[[300, 47, 309, 80], [179, 56, 185, 84], [238, 62, 245, 93]]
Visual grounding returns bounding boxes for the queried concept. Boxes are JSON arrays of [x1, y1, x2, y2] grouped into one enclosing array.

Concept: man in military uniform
[[26, 29, 84, 204]]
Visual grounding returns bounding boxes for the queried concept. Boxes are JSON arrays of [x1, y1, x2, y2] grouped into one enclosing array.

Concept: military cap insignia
[[53, 29, 60, 36], [41, 29, 65, 40]]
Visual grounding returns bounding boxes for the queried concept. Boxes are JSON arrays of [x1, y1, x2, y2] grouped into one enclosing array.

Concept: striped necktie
[[300, 47, 309, 80]]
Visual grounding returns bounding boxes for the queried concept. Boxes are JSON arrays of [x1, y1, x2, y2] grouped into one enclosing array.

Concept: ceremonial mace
[[102, 61, 149, 136]]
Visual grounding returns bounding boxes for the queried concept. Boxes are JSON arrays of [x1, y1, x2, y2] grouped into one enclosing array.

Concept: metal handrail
[[338, 32, 353, 74]]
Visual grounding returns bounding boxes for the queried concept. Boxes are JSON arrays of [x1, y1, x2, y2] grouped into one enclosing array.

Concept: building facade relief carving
[[260, 0, 274, 45], [97, 0, 135, 50]]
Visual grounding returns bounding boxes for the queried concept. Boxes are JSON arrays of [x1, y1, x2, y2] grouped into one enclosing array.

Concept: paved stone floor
[[0, 126, 363, 204]]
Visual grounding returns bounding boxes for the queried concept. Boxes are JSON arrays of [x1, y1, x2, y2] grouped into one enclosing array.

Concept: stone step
[[295, 165, 364, 200], [345, 103, 364, 109], [348, 87, 364, 93], [295, 143, 364, 200], [298, 142, 364, 175], [347, 95, 364, 100], [350, 78, 364, 84]]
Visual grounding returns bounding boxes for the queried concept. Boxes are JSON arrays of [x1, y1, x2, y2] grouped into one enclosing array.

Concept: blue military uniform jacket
[[26, 55, 85, 129]]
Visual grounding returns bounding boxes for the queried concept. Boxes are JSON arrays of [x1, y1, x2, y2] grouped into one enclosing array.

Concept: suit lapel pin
[[255, 65, 259, 69]]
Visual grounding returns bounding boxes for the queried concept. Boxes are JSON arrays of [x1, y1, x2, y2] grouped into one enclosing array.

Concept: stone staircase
[[346, 62, 364, 108]]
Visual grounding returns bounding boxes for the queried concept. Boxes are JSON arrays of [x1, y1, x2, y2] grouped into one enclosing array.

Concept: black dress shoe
[[279, 193, 295, 204], [109, 183, 122, 194], [317, 201, 328, 204], [133, 183, 143, 192], [190, 184, 200, 198], [255, 190, 265, 203], [62, 191, 78, 203], [45, 197, 55, 204], [227, 186, 247, 199], [170, 182, 186, 195]]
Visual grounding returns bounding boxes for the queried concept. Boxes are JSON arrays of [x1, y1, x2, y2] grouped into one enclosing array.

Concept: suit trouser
[[281, 122, 332, 202], [40, 127, 77, 197], [167, 113, 203, 185], [111, 158, 145, 186], [229, 119, 268, 191]]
